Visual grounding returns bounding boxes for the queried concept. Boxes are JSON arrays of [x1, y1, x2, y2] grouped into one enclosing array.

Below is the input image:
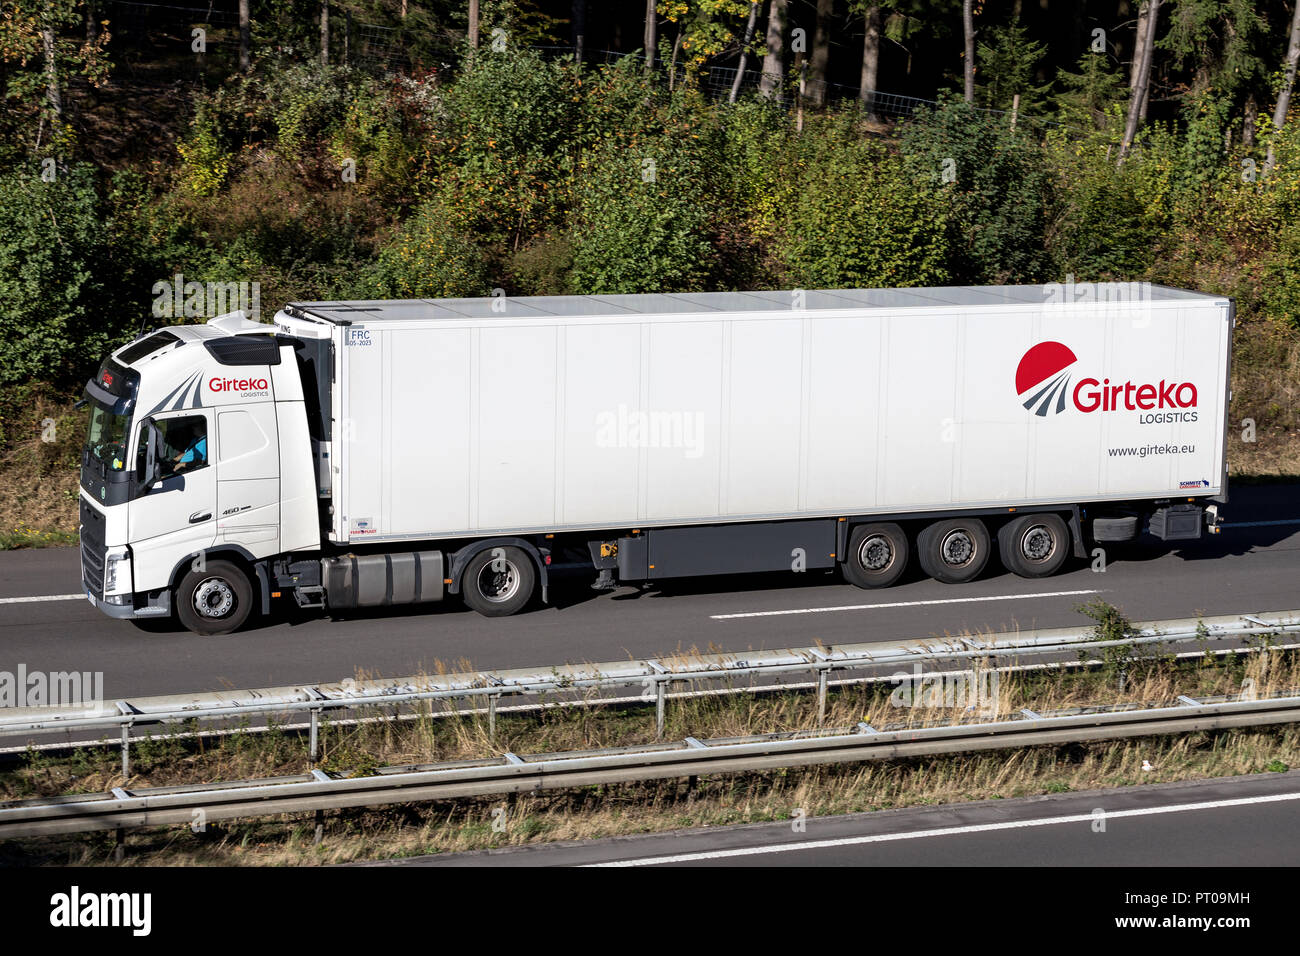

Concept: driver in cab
[[171, 420, 207, 473]]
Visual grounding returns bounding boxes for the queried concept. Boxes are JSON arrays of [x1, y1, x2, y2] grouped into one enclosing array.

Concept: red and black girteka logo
[[1015, 341, 1198, 418], [1016, 341, 1078, 417]]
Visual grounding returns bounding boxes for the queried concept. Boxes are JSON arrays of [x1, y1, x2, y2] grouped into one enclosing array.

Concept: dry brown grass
[[0, 390, 83, 543], [2, 646, 1297, 865]]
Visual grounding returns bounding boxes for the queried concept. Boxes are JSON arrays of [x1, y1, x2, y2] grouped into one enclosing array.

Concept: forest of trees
[[3, 1, 1300, 517]]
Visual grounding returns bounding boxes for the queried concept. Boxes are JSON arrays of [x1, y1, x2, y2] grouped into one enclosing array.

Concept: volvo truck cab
[[79, 312, 319, 634]]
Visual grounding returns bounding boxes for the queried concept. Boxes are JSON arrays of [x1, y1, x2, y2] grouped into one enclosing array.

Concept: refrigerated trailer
[[79, 284, 1231, 635]]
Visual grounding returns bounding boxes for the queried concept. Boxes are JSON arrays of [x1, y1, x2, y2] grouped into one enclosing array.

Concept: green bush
[[0, 165, 139, 387], [569, 125, 721, 294], [901, 99, 1050, 284], [1046, 144, 1159, 280], [366, 196, 494, 299], [774, 115, 949, 289]]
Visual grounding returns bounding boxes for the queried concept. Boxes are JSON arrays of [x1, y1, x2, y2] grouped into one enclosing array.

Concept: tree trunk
[[669, 29, 682, 89], [859, 5, 881, 119], [1266, 0, 1300, 173], [806, 0, 832, 107], [320, 2, 329, 66], [572, 0, 587, 60], [468, 0, 479, 49], [1119, 0, 1160, 163], [759, 0, 787, 99], [1244, 93, 1257, 149], [86, 0, 98, 44], [41, 22, 61, 119], [729, 1, 760, 103], [962, 0, 975, 103], [644, 0, 656, 74], [1130, 1, 1151, 89], [239, 0, 250, 71]]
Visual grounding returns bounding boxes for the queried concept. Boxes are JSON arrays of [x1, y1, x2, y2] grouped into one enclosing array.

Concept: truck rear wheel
[[462, 546, 536, 617], [998, 514, 1070, 579], [917, 518, 990, 584], [176, 559, 253, 636], [843, 523, 909, 589]]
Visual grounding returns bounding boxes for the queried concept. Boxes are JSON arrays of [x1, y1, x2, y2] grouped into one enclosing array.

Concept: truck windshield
[[85, 402, 132, 472]]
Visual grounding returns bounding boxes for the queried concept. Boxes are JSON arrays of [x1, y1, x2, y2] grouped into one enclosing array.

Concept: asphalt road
[[1, 483, 1297, 698], [382, 770, 1300, 867]]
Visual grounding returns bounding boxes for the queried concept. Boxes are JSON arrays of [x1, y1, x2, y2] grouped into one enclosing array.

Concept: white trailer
[[78, 284, 1231, 634]]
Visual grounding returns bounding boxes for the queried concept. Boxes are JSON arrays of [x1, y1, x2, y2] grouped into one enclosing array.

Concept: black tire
[[917, 518, 990, 584], [1092, 514, 1140, 543], [998, 513, 1070, 579], [462, 546, 537, 617], [176, 559, 253, 635], [843, 523, 909, 589]]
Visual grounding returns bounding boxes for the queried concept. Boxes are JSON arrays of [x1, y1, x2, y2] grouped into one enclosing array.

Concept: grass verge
[[2, 637, 1298, 865]]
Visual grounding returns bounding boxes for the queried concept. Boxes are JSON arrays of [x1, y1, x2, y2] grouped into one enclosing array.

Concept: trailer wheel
[[843, 523, 909, 589], [917, 518, 990, 584], [462, 546, 536, 617], [998, 514, 1070, 579], [176, 560, 253, 636]]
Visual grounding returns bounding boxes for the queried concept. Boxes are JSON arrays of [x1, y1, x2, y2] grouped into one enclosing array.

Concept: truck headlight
[[104, 548, 132, 595]]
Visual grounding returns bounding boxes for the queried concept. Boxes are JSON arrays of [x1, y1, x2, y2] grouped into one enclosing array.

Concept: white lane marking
[[710, 589, 1101, 620], [587, 790, 1300, 866], [1222, 519, 1300, 528], [0, 594, 85, 605]]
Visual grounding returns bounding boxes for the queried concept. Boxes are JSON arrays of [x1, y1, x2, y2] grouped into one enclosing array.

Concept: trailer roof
[[288, 284, 1225, 324]]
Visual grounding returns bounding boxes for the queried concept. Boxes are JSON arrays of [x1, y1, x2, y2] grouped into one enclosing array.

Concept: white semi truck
[[79, 284, 1231, 635]]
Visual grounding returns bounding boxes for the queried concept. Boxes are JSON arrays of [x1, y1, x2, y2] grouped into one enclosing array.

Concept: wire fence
[[93, 5, 1070, 130]]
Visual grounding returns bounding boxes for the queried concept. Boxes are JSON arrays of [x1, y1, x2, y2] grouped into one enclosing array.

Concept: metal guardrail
[[2, 610, 1297, 774], [3, 689, 1298, 839]]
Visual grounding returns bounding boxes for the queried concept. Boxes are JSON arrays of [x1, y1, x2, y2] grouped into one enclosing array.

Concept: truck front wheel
[[176, 559, 253, 635], [917, 518, 990, 584], [462, 546, 536, 617]]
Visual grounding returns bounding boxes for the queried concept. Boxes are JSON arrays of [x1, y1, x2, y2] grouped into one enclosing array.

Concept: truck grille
[[80, 497, 106, 594]]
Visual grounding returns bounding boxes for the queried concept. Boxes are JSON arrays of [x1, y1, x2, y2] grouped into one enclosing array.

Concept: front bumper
[[84, 587, 172, 620]]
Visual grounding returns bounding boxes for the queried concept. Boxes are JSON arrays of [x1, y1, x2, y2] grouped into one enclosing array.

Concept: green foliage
[[0, 165, 139, 386], [976, 17, 1050, 112], [509, 236, 574, 295], [775, 114, 949, 288], [1047, 142, 1160, 280], [1054, 52, 1128, 131], [901, 99, 1050, 284], [569, 119, 721, 294], [366, 195, 493, 298], [0, 0, 111, 157], [177, 99, 234, 196]]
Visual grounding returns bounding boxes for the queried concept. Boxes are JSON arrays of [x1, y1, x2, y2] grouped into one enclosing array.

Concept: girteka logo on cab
[[209, 375, 269, 397], [1015, 341, 1198, 424]]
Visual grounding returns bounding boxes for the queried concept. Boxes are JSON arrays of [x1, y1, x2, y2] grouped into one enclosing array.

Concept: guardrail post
[[120, 722, 130, 778], [309, 707, 320, 766], [817, 667, 828, 725], [656, 679, 666, 739], [114, 827, 124, 863], [489, 693, 499, 742]]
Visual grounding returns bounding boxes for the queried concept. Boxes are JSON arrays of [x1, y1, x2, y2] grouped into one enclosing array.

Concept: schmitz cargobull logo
[[1016, 341, 1199, 424]]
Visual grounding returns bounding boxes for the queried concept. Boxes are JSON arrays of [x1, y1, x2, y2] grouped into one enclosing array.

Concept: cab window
[[157, 415, 209, 477]]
